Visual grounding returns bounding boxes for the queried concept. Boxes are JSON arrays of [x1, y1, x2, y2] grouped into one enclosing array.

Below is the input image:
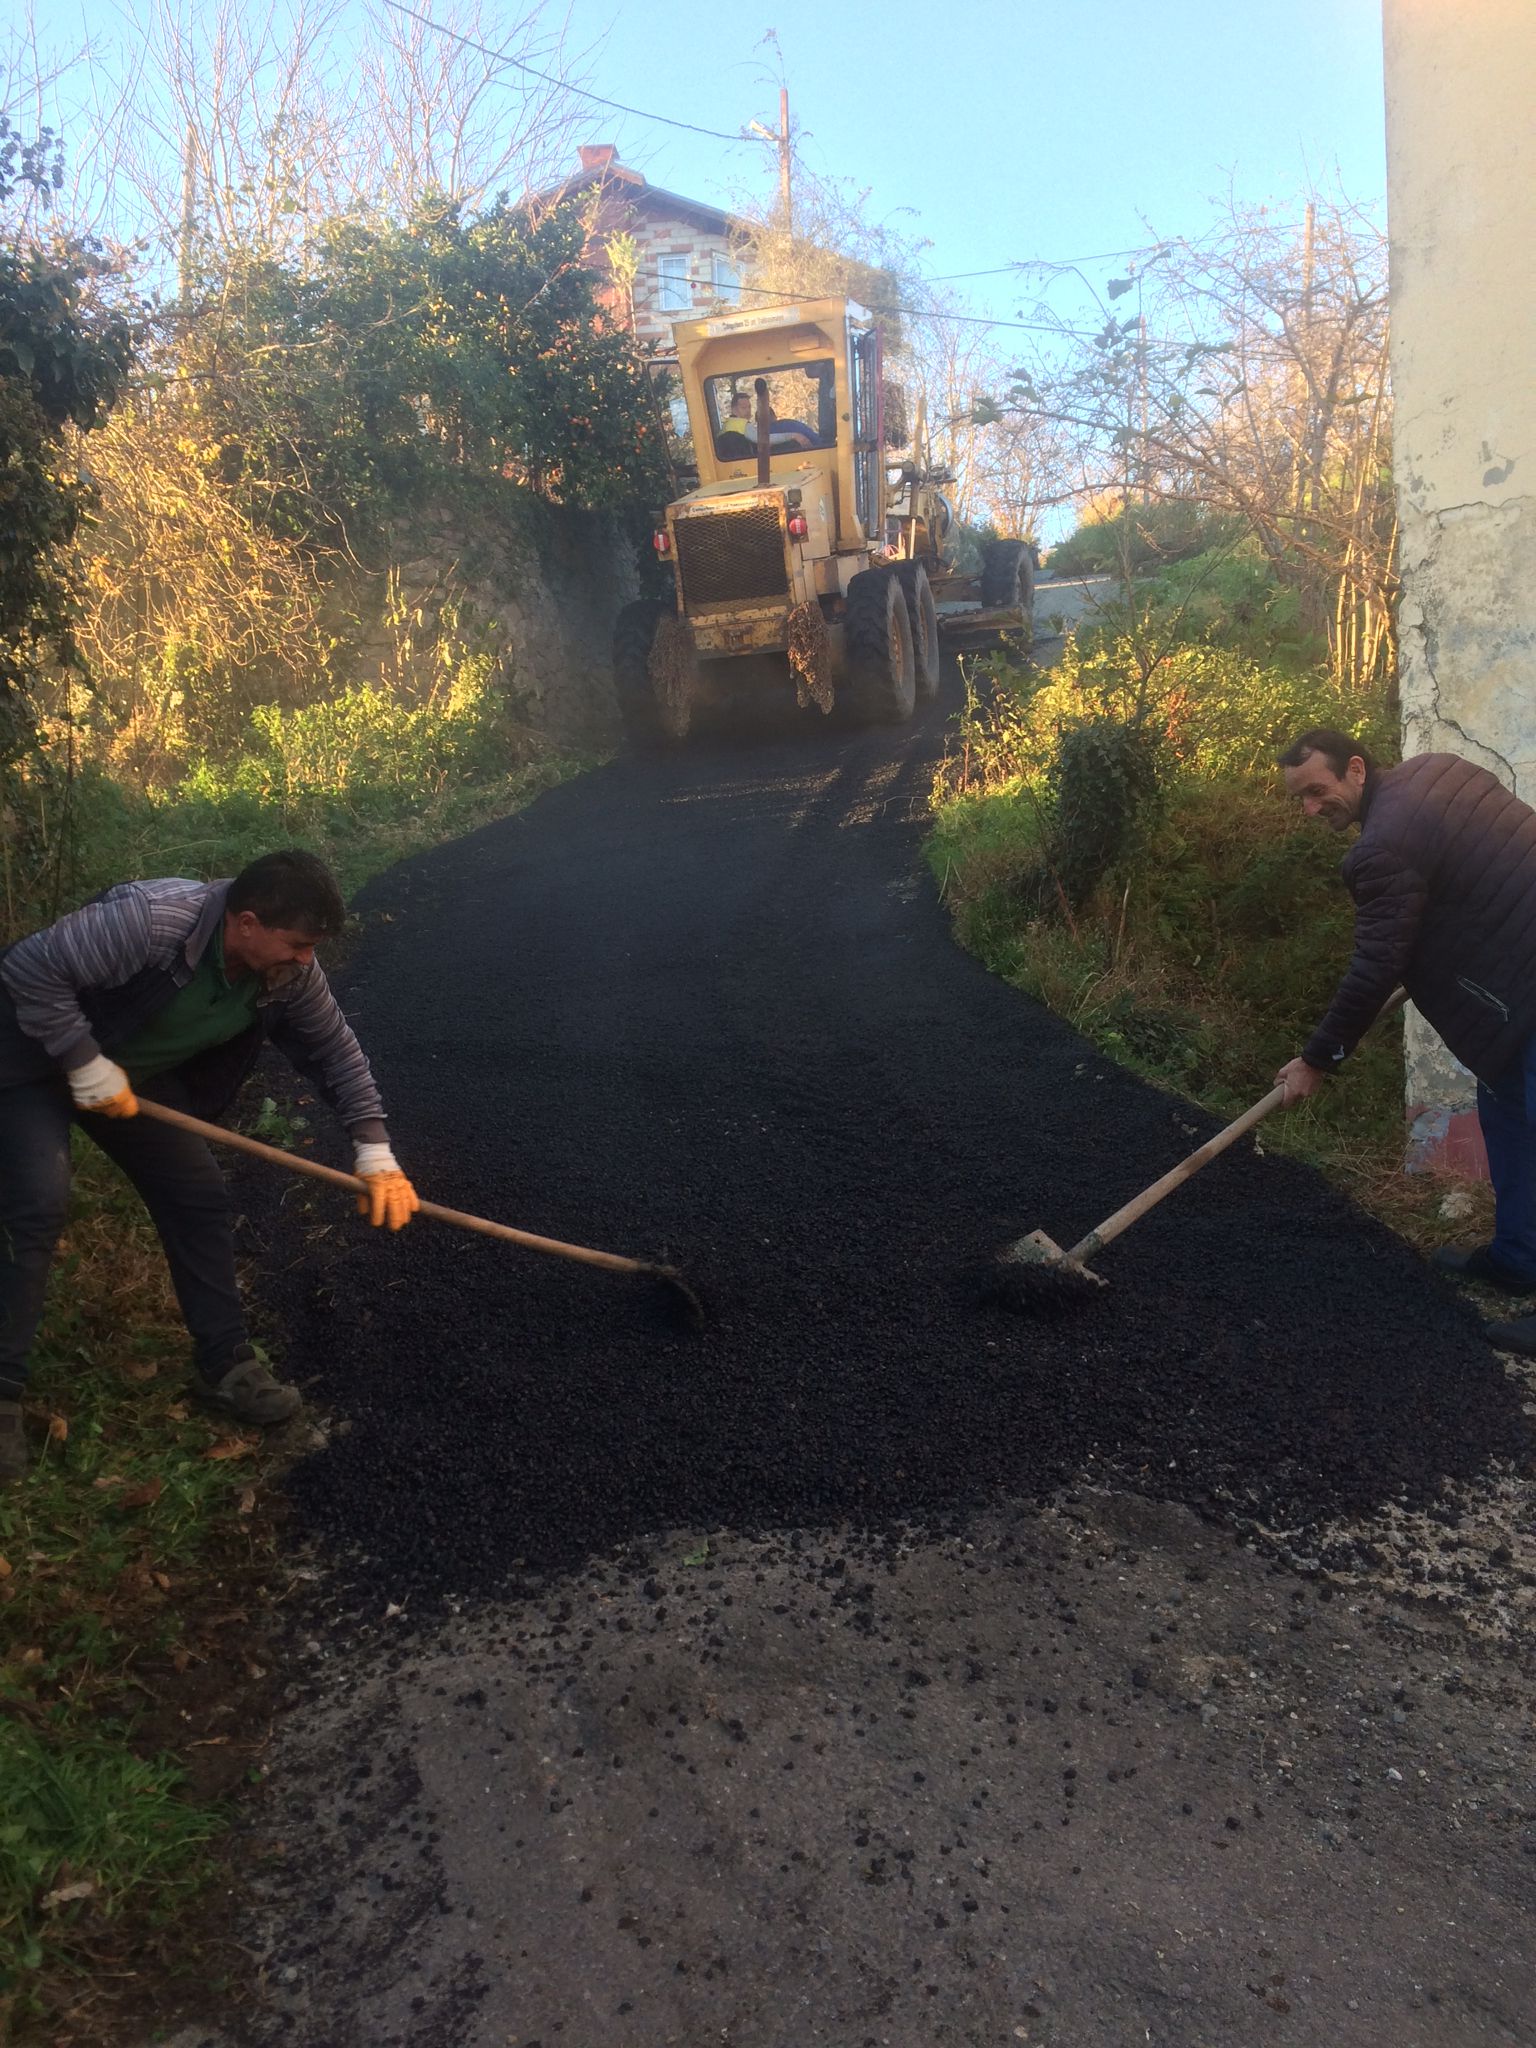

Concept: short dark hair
[[226, 850, 346, 936], [1277, 727, 1376, 778]]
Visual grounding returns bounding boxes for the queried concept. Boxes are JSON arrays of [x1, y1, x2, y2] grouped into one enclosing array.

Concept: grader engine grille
[[675, 505, 788, 607]]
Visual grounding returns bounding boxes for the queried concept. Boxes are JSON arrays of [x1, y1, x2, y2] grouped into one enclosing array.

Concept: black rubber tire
[[612, 598, 668, 745], [844, 567, 916, 726], [980, 538, 1036, 613], [893, 561, 941, 703]]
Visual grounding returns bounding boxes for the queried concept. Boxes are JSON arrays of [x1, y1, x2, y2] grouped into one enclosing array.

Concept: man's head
[[224, 849, 345, 974], [1278, 727, 1376, 831]]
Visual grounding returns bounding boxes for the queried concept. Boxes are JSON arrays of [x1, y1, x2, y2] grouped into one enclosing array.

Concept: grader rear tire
[[893, 561, 941, 703], [844, 567, 916, 726], [980, 538, 1036, 614]]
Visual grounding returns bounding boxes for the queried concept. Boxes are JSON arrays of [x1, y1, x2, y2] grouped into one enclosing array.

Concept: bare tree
[[358, 0, 592, 219], [1008, 190, 1394, 687]]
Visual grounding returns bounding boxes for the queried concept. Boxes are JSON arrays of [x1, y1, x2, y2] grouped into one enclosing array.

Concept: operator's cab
[[670, 298, 884, 550]]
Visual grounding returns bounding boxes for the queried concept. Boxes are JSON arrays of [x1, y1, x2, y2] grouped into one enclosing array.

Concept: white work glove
[[67, 1054, 138, 1118], [353, 1140, 420, 1232]]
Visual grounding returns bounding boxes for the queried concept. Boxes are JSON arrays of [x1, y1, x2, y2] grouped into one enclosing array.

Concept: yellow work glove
[[67, 1053, 139, 1119], [353, 1142, 420, 1231]]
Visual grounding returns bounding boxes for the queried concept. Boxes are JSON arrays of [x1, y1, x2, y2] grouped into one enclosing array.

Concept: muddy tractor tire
[[893, 561, 941, 703], [648, 613, 699, 743], [612, 599, 669, 745], [844, 567, 916, 726], [979, 538, 1036, 616]]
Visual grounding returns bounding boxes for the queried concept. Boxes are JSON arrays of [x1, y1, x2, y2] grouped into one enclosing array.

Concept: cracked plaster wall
[[1383, 0, 1536, 1147]]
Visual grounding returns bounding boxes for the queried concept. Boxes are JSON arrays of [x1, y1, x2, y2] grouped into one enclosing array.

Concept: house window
[[710, 252, 741, 303], [656, 253, 691, 314]]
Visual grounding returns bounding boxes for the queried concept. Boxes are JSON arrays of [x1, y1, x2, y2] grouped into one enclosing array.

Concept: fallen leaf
[[20, 1647, 43, 1665], [165, 1402, 189, 1422], [93, 1475, 125, 1491], [172, 1647, 192, 1673], [237, 1487, 256, 1516], [0, 1556, 11, 1579], [204, 1437, 258, 1462], [42, 1879, 97, 1910], [117, 1477, 164, 1510], [47, 1415, 68, 1443], [123, 1361, 158, 1381], [188, 1735, 230, 1748], [152, 1571, 172, 1591]]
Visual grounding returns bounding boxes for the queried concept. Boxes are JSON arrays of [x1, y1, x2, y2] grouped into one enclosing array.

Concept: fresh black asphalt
[[243, 688, 1528, 1599]]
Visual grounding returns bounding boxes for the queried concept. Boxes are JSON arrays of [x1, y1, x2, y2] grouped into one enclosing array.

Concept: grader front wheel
[[893, 561, 941, 703], [844, 567, 916, 726]]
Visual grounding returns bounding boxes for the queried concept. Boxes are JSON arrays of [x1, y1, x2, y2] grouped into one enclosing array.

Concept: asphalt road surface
[[199, 674, 1534, 2048]]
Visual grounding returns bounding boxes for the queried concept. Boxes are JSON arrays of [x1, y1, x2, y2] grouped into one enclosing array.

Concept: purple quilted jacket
[[1303, 752, 1536, 1086]]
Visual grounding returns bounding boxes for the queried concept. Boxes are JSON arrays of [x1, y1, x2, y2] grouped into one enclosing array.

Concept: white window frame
[[710, 251, 741, 303], [656, 253, 691, 314]]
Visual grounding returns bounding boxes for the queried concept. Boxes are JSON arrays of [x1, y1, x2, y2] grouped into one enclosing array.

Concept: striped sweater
[[0, 878, 387, 1138]]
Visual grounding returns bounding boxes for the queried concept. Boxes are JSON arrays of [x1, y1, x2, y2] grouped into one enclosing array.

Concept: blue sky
[[46, 0, 1387, 318], [559, 0, 1387, 325]]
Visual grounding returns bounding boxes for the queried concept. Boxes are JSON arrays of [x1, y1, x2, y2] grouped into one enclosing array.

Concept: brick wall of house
[[627, 214, 744, 349]]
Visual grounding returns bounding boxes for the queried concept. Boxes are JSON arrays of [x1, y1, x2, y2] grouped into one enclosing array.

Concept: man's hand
[[67, 1054, 138, 1118], [353, 1142, 420, 1231], [1274, 1056, 1327, 1108]]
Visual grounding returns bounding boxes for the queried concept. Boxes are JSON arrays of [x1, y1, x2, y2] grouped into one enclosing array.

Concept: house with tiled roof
[[535, 144, 746, 350]]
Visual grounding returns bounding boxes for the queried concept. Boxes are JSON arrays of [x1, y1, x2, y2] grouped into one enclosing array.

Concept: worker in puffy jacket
[[0, 849, 419, 1481], [1275, 727, 1536, 1353]]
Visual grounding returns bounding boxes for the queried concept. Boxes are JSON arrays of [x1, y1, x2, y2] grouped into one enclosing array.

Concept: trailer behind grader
[[613, 297, 1034, 742]]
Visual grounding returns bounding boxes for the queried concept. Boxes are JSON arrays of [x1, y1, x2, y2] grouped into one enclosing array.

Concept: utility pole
[[778, 87, 792, 238], [749, 89, 793, 238], [178, 125, 197, 308], [1293, 198, 1317, 522]]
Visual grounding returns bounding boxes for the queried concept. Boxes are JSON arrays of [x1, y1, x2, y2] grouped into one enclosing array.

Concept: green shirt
[[114, 924, 261, 1083]]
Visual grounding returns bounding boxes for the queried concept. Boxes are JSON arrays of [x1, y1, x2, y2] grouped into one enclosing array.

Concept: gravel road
[[199, 673, 1534, 2048]]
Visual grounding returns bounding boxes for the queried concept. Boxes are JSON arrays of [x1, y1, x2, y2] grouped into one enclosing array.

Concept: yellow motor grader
[[613, 296, 1034, 742]]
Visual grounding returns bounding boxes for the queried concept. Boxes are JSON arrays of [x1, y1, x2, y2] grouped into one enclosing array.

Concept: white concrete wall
[[1383, 0, 1536, 1150]]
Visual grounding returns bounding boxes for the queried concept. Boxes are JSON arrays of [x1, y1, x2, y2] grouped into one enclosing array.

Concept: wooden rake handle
[[134, 1097, 658, 1279], [1067, 988, 1409, 1265]]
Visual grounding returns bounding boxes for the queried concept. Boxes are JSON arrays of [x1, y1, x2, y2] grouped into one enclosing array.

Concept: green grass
[[10, 750, 590, 942], [1, 1726, 223, 1986], [0, 1142, 272, 2031], [1, 744, 592, 2037], [925, 738, 1488, 1252]]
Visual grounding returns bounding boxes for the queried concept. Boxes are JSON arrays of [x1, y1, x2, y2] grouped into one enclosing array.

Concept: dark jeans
[[0, 1072, 246, 1398], [1478, 1032, 1536, 1283]]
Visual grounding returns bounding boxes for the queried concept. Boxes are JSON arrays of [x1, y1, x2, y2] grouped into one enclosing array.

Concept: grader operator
[[613, 297, 1034, 743]]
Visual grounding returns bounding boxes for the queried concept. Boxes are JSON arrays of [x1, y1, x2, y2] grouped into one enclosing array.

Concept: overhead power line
[[926, 250, 1155, 282], [632, 264, 1099, 337], [380, 0, 745, 143], [381, 6, 1198, 309]]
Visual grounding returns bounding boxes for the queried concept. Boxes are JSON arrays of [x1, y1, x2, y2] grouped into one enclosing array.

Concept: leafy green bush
[[1129, 543, 1319, 667], [929, 633, 1403, 1169], [1050, 713, 1162, 911], [1, 663, 585, 942], [181, 658, 503, 813], [1047, 500, 1244, 577]]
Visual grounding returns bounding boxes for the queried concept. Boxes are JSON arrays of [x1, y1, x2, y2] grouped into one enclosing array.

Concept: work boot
[[1484, 1313, 1536, 1358], [192, 1343, 303, 1427], [1432, 1244, 1536, 1295], [0, 1400, 26, 1483]]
